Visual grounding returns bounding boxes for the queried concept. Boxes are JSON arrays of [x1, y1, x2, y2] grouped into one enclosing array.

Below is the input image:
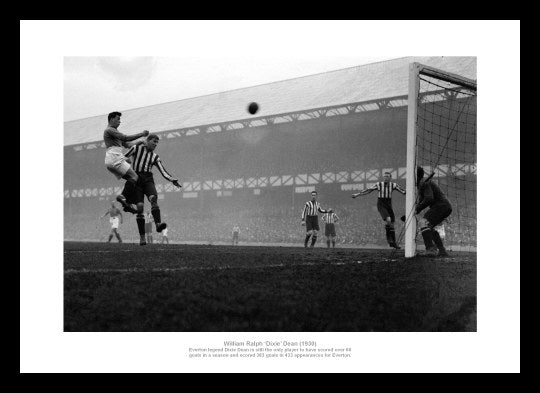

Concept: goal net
[[404, 63, 477, 257]]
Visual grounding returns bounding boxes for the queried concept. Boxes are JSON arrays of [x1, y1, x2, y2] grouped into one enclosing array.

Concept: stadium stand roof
[[64, 56, 476, 146]]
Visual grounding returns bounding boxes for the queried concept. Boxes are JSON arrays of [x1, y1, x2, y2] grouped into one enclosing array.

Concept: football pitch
[[64, 241, 476, 332]]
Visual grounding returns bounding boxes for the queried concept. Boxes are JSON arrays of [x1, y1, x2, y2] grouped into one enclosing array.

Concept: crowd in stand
[[65, 198, 476, 249], [153, 117, 406, 184], [64, 214, 105, 241], [89, 205, 391, 245], [65, 110, 476, 247], [196, 143, 402, 181]]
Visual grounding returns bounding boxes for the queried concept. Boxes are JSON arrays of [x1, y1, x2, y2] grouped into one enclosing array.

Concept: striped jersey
[[302, 200, 329, 219], [322, 212, 339, 224], [124, 144, 176, 182], [367, 181, 406, 199]]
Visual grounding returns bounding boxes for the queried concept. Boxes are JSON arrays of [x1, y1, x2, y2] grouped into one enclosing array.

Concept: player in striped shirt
[[322, 211, 339, 248], [124, 133, 182, 245], [103, 111, 149, 214], [415, 166, 452, 257], [351, 171, 405, 249], [301, 191, 332, 248]]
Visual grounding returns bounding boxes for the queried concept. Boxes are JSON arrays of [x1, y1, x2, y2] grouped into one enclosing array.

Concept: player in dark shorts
[[301, 190, 332, 248], [415, 166, 452, 257], [351, 172, 406, 249], [123, 133, 182, 245], [322, 211, 339, 248]]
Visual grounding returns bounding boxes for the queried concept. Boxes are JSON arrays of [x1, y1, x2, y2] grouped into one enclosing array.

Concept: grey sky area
[[64, 56, 396, 122]]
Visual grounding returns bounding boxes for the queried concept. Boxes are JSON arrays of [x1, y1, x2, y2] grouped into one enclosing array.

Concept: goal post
[[405, 63, 421, 258], [404, 62, 477, 258]]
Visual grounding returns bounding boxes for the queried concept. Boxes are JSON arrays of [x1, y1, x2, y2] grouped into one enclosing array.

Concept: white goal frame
[[405, 63, 477, 258]]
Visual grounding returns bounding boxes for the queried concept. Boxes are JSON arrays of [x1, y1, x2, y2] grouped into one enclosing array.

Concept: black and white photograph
[[20, 20, 520, 373], [63, 55, 477, 333]]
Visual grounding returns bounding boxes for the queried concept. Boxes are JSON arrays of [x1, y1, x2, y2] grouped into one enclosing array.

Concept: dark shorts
[[377, 198, 395, 222], [424, 203, 452, 227], [305, 215, 320, 232], [324, 223, 336, 237], [134, 172, 158, 204], [145, 223, 153, 233]]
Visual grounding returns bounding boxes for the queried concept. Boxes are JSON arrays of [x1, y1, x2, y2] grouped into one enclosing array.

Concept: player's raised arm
[[154, 156, 181, 187], [100, 211, 110, 219], [318, 205, 332, 214], [123, 136, 148, 148], [394, 182, 406, 195], [352, 185, 376, 198], [107, 128, 149, 145], [127, 130, 150, 141]]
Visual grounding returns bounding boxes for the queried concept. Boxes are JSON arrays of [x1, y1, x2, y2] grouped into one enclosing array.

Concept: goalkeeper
[[415, 166, 452, 257]]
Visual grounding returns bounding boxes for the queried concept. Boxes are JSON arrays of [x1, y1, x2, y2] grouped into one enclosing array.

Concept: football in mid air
[[247, 102, 259, 115]]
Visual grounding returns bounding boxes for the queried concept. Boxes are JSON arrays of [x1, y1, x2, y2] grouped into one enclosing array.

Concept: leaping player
[[351, 171, 405, 249], [123, 133, 182, 245], [103, 111, 149, 214]]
